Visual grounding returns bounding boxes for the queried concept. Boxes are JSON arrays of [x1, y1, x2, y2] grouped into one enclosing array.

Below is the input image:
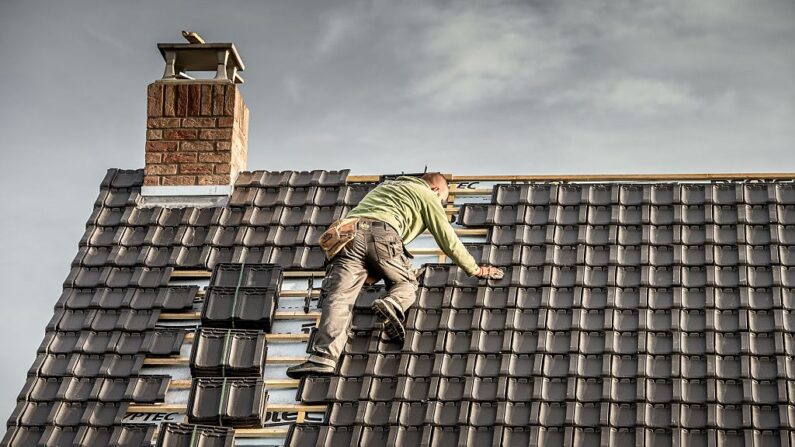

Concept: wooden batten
[[347, 172, 795, 183], [143, 355, 307, 366]]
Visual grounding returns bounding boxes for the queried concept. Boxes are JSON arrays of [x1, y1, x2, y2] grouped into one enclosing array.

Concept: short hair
[[421, 172, 448, 188]]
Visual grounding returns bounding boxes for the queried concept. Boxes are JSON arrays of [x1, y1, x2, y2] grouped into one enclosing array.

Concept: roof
[[4, 169, 795, 446]]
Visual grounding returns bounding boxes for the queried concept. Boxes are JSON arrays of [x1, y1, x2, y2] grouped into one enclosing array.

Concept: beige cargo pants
[[308, 218, 418, 367]]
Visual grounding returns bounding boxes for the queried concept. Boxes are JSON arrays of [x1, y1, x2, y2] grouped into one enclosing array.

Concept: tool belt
[[318, 217, 359, 260]]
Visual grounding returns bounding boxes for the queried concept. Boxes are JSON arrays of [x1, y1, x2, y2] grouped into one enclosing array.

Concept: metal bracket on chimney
[[157, 40, 245, 84]]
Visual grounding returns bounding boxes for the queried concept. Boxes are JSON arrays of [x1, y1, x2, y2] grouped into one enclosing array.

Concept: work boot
[[286, 361, 335, 380], [372, 298, 406, 343]]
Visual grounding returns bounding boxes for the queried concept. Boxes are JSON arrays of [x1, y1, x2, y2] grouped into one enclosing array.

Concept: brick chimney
[[142, 36, 248, 196]]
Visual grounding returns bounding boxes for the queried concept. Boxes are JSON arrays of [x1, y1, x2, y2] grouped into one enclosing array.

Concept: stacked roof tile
[[190, 328, 267, 377], [200, 264, 283, 331], [185, 263, 281, 428], [155, 423, 233, 447], [5, 169, 795, 447]]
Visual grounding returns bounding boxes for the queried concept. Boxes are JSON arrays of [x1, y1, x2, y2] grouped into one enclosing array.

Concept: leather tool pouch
[[319, 217, 359, 260]]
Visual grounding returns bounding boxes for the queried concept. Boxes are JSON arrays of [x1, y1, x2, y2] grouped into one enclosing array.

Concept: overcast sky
[[1, 0, 794, 429]]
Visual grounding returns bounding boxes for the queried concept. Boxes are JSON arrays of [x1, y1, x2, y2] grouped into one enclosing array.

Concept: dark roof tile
[[316, 425, 354, 446], [100, 190, 137, 209], [284, 171, 315, 187], [342, 183, 375, 205], [190, 328, 266, 377], [260, 171, 295, 187], [252, 187, 283, 207], [297, 376, 332, 404], [313, 186, 344, 207], [308, 205, 346, 226], [108, 169, 144, 189], [119, 206, 158, 226], [206, 246, 235, 267], [17, 377, 62, 402], [201, 287, 278, 331], [58, 377, 97, 402], [170, 246, 209, 269], [114, 226, 147, 247], [285, 423, 321, 447], [283, 186, 317, 207], [186, 377, 266, 427], [278, 206, 310, 226], [155, 423, 233, 447], [241, 206, 279, 226]]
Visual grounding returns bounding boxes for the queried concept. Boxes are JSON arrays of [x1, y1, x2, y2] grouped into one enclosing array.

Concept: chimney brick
[[144, 81, 248, 188]]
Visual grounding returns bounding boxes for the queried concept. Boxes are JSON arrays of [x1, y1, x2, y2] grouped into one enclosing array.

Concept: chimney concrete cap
[[157, 42, 245, 84]]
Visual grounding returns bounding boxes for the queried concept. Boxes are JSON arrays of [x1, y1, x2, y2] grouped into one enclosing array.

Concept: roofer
[[286, 172, 504, 378]]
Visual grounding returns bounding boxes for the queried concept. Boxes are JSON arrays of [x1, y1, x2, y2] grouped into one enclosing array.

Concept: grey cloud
[[1, 0, 794, 433]]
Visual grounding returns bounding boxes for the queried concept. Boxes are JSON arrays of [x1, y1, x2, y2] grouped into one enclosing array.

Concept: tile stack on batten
[[144, 82, 249, 188]]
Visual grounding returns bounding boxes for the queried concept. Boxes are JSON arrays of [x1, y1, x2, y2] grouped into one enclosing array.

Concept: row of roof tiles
[[73, 241, 327, 270], [297, 375, 795, 411], [418, 264, 795, 289], [2, 423, 155, 447], [234, 170, 350, 187], [357, 330, 795, 358], [400, 307, 795, 333], [229, 185, 374, 208], [96, 169, 795, 204], [310, 353, 795, 383], [467, 243, 795, 267], [56, 286, 196, 311], [98, 168, 351, 190], [460, 203, 795, 226], [76, 223, 795, 253], [39, 329, 184, 356], [360, 284, 795, 311], [47, 309, 162, 333], [319, 399, 790, 429], [321, 350, 795, 383], [27, 353, 145, 379], [80, 220, 340, 246], [63, 267, 172, 289], [8, 400, 128, 427], [85, 204, 795, 232], [18, 376, 168, 403], [93, 187, 371, 214], [510, 223, 795, 246], [487, 182, 795, 206], [87, 205, 349, 228], [302, 373, 795, 406]]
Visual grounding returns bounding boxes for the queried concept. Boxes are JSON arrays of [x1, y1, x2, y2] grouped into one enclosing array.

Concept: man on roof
[[287, 172, 504, 378]]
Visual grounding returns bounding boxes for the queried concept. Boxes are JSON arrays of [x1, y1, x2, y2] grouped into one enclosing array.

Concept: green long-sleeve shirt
[[346, 176, 479, 275]]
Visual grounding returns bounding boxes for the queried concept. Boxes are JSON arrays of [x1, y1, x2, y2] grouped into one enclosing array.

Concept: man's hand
[[473, 265, 504, 279]]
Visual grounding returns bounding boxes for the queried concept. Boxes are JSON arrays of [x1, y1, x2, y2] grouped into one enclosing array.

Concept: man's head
[[421, 172, 449, 207]]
